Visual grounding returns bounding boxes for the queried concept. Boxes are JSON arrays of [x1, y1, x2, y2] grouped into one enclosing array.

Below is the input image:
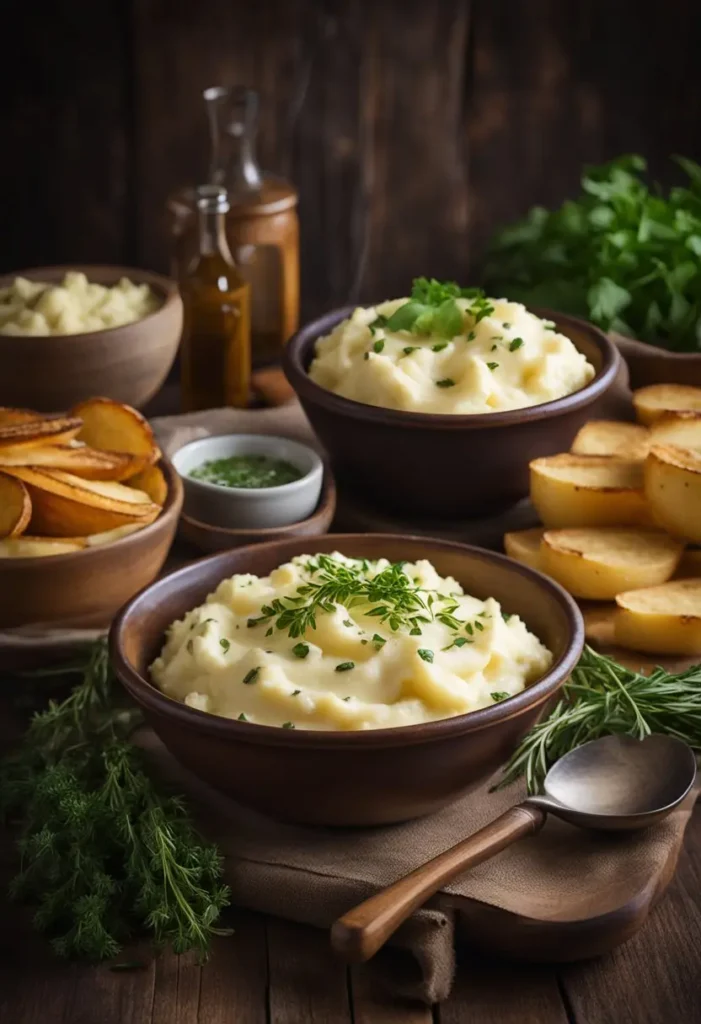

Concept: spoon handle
[[331, 802, 546, 963]]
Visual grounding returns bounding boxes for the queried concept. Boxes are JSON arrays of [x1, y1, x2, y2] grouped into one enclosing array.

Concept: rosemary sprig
[[496, 646, 701, 794], [0, 640, 231, 961]]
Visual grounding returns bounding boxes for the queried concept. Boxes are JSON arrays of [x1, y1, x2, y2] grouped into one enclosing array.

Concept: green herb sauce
[[190, 454, 303, 489]]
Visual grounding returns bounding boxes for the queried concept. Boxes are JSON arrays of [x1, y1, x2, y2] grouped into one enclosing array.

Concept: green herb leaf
[[490, 691, 510, 702], [509, 337, 524, 351], [373, 339, 385, 354], [292, 643, 309, 659], [432, 342, 449, 352], [335, 662, 355, 672], [401, 346, 417, 357], [219, 638, 230, 653], [417, 649, 434, 663], [433, 298, 464, 339], [237, 712, 248, 721], [243, 667, 260, 685], [372, 633, 386, 647], [436, 378, 456, 388], [486, 362, 499, 371], [282, 722, 295, 729]]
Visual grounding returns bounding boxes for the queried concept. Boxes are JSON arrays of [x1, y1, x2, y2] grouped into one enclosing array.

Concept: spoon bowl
[[528, 733, 697, 831]]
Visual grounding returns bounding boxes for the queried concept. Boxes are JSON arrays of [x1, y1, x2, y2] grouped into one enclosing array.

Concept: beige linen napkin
[[149, 734, 699, 1004]]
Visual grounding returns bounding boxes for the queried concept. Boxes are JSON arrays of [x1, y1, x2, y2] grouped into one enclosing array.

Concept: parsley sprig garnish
[[371, 278, 494, 340], [0, 641, 230, 962]]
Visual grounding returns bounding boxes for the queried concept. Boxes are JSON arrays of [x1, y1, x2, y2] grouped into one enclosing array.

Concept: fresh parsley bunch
[[375, 277, 494, 339], [484, 155, 701, 350], [0, 641, 231, 961]]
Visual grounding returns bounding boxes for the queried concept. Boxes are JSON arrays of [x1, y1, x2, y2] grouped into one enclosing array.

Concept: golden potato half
[[644, 444, 701, 544], [72, 397, 158, 463], [540, 527, 683, 600], [503, 527, 545, 571], [649, 412, 701, 453], [0, 442, 146, 481], [570, 420, 650, 460], [1, 466, 161, 537], [615, 578, 701, 655], [0, 472, 32, 538], [633, 384, 701, 426], [0, 535, 87, 558], [0, 415, 83, 451], [530, 454, 647, 528], [127, 464, 168, 505]]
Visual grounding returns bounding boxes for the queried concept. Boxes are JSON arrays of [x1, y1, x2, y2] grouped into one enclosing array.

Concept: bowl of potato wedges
[[505, 383, 701, 657], [0, 397, 182, 629]]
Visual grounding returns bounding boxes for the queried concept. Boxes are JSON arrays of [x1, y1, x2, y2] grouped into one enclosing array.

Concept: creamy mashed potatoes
[[150, 552, 552, 731], [0, 271, 159, 336], [308, 297, 595, 414]]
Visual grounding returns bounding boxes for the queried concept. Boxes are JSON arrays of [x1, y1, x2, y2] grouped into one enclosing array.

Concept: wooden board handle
[[330, 802, 546, 963]]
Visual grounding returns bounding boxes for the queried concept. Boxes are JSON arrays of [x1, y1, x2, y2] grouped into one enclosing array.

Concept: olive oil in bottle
[[180, 185, 251, 411]]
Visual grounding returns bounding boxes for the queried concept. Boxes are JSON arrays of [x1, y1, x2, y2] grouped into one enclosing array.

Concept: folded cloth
[[148, 732, 699, 1004]]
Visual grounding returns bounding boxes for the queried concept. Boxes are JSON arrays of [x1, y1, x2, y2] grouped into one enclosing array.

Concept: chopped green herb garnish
[[436, 378, 456, 388], [410, 627, 422, 636], [418, 649, 434, 663], [401, 346, 417, 357], [502, 322, 511, 329], [373, 339, 385, 354], [291, 689, 301, 696], [292, 643, 309, 659], [466, 623, 474, 635], [282, 722, 295, 729], [219, 638, 230, 653], [343, 619, 353, 628], [467, 330, 476, 340], [203, 618, 216, 624], [502, 611, 513, 622], [490, 344, 498, 351], [383, 278, 491, 340], [474, 620, 484, 631], [509, 337, 524, 351], [190, 454, 302, 489], [486, 362, 499, 371], [432, 342, 449, 352], [243, 667, 260, 685], [491, 691, 510, 702], [342, 696, 352, 702], [237, 712, 248, 721], [335, 662, 355, 672], [372, 633, 386, 648]]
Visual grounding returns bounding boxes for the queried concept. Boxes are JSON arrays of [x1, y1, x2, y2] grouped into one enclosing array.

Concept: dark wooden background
[[4, 0, 701, 320]]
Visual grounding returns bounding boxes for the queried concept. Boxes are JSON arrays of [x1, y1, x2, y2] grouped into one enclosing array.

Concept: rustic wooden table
[[1, 804, 700, 1023]]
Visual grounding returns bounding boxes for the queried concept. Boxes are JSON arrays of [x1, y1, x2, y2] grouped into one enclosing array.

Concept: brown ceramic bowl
[[612, 332, 701, 389], [0, 265, 183, 411], [110, 534, 584, 826], [0, 459, 183, 630], [283, 307, 619, 518]]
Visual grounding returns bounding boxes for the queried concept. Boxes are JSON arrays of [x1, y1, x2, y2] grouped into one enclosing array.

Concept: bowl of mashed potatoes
[[111, 534, 584, 825], [0, 265, 183, 411], [283, 283, 619, 518]]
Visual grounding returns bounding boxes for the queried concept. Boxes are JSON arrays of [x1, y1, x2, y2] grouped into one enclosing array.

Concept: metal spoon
[[331, 733, 697, 963]]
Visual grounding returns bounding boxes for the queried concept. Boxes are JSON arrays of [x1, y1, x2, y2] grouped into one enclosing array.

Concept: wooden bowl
[[283, 307, 619, 519], [110, 534, 584, 826], [613, 332, 701, 389], [0, 460, 183, 630], [178, 469, 336, 553], [0, 265, 183, 411]]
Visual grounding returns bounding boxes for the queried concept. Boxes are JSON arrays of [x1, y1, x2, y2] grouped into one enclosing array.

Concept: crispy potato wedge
[[633, 384, 701, 426], [675, 547, 701, 579], [1, 466, 160, 536], [0, 535, 87, 558], [530, 454, 647, 528], [85, 523, 146, 546], [126, 464, 167, 505], [649, 412, 701, 453], [0, 416, 83, 451], [540, 528, 683, 600], [0, 407, 43, 427], [644, 444, 701, 544], [614, 579, 701, 655], [0, 443, 146, 481], [0, 471, 31, 538], [503, 527, 545, 571], [570, 420, 650, 460], [72, 397, 157, 463]]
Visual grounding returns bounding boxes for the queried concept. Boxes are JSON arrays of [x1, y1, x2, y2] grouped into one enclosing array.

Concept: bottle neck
[[206, 86, 263, 195], [197, 206, 234, 261]]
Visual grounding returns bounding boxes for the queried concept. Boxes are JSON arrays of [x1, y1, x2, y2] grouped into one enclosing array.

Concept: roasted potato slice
[[615, 579, 701, 655], [503, 527, 545, 571], [540, 528, 683, 600], [126, 464, 167, 505], [0, 416, 82, 451], [72, 397, 157, 463], [0, 535, 87, 558], [633, 384, 701, 426], [85, 523, 146, 546], [530, 454, 647, 528], [570, 420, 650, 460], [644, 444, 701, 544], [0, 407, 43, 427], [649, 412, 701, 453], [0, 442, 145, 481], [1, 466, 160, 536], [0, 471, 31, 538]]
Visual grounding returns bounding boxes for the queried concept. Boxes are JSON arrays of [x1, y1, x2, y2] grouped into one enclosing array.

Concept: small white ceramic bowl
[[171, 434, 324, 529]]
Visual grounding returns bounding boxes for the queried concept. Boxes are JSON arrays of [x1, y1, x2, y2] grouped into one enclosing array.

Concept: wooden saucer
[[178, 470, 336, 554]]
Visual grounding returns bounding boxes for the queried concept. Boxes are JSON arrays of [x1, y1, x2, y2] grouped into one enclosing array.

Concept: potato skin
[[614, 579, 701, 655], [633, 384, 701, 426], [644, 445, 701, 544], [530, 455, 648, 528], [503, 528, 544, 571]]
